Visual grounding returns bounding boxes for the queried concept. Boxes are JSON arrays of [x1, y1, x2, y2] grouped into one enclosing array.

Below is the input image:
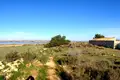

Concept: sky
[[0, 0, 120, 41]]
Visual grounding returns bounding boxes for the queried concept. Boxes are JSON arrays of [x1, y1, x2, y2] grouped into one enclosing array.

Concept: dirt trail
[[25, 57, 60, 80], [26, 60, 43, 79], [45, 57, 60, 80]]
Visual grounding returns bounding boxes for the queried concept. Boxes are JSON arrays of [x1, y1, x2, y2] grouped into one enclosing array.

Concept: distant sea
[[0, 41, 48, 44]]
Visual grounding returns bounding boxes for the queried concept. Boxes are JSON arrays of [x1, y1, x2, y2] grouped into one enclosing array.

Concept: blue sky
[[0, 0, 120, 41]]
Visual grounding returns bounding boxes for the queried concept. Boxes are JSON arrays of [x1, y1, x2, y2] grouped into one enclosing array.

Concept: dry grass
[[0, 42, 120, 80], [54, 42, 120, 80]]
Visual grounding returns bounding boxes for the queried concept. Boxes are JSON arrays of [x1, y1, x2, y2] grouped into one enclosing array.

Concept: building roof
[[90, 37, 116, 41]]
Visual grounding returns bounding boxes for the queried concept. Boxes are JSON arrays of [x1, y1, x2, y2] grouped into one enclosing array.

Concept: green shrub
[[5, 51, 20, 62], [56, 66, 73, 80], [21, 49, 36, 62], [36, 54, 49, 64], [0, 75, 5, 80], [45, 35, 70, 47], [9, 71, 22, 80], [94, 34, 105, 38], [36, 67, 47, 80]]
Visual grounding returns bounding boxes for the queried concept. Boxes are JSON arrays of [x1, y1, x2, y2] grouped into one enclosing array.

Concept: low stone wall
[[89, 40, 115, 49]]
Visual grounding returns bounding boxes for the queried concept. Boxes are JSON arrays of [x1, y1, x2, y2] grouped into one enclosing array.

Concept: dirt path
[[26, 60, 43, 79], [25, 57, 60, 80], [45, 57, 60, 80]]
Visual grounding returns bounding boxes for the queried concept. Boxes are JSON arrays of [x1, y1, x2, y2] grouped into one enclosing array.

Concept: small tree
[[94, 34, 105, 38], [45, 35, 70, 47]]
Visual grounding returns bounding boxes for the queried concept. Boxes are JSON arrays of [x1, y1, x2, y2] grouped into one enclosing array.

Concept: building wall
[[115, 41, 120, 48], [89, 40, 115, 49]]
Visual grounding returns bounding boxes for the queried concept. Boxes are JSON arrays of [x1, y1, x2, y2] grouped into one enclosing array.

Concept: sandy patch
[[32, 60, 43, 67], [30, 69, 38, 79], [0, 44, 23, 47], [46, 57, 60, 80], [45, 57, 56, 69]]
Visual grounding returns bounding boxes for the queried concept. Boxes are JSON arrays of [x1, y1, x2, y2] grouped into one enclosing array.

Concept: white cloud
[[0, 32, 40, 40], [0, 28, 120, 41]]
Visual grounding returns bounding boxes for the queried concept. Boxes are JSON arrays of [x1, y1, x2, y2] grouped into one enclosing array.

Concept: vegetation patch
[[21, 49, 36, 63], [5, 51, 20, 62], [0, 40, 120, 80], [45, 35, 70, 48]]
